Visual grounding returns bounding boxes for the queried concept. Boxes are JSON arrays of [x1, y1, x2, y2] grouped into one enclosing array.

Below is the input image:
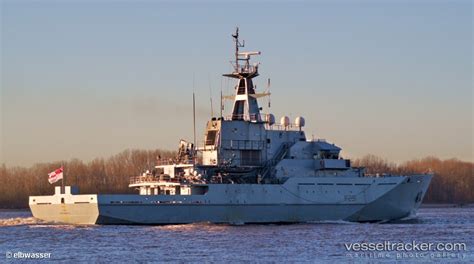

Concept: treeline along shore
[[0, 149, 175, 208], [0, 150, 472, 208]]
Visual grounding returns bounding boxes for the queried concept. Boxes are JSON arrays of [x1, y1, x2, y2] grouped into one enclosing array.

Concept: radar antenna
[[231, 27, 260, 75]]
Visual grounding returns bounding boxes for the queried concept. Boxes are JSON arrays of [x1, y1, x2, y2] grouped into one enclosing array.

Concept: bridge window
[[206, 130, 218, 145], [314, 150, 339, 159], [232, 100, 245, 120]]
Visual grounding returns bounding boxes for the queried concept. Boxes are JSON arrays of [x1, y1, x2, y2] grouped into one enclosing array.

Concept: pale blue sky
[[1, 0, 472, 166]]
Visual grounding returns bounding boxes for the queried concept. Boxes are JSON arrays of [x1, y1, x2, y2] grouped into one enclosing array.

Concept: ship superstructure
[[29, 28, 433, 225]]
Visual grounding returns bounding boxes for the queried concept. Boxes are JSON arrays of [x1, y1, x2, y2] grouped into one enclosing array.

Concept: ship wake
[[0, 217, 44, 227]]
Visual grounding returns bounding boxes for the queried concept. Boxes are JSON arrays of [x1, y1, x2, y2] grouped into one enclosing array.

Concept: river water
[[0, 207, 472, 263]]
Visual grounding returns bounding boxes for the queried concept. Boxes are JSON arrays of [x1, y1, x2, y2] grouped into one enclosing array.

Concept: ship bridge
[[199, 28, 306, 172]]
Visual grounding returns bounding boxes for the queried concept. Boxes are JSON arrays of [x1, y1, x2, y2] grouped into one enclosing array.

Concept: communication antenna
[[192, 73, 196, 151], [232, 27, 245, 72], [208, 74, 214, 117], [267, 78, 271, 108], [220, 77, 223, 117], [193, 93, 196, 152]]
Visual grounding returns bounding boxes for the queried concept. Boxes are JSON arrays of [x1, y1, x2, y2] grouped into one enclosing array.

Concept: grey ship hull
[[29, 174, 432, 225]]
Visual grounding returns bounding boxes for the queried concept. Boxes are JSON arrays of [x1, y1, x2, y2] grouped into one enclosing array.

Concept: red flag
[[48, 166, 63, 184]]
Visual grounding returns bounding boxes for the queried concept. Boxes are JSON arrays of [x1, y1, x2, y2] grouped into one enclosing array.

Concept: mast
[[193, 92, 196, 151], [232, 27, 242, 73], [61, 163, 65, 193], [224, 28, 262, 122], [192, 72, 197, 163], [220, 77, 223, 117]]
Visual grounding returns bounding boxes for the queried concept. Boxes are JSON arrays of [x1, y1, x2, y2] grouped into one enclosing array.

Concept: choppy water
[[0, 207, 472, 263]]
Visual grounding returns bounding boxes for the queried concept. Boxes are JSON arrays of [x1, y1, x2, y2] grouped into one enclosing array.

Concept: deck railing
[[129, 175, 180, 185], [223, 114, 263, 122], [155, 159, 194, 166], [231, 63, 258, 75]]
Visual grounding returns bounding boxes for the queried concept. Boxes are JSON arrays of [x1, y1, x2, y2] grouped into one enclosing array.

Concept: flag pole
[[61, 163, 65, 194]]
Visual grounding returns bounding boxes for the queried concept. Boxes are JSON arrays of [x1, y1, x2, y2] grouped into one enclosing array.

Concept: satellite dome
[[266, 114, 275, 126], [280, 116, 290, 127], [295, 116, 305, 127]]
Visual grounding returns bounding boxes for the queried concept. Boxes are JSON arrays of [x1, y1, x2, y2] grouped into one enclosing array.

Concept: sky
[[1, 0, 472, 166]]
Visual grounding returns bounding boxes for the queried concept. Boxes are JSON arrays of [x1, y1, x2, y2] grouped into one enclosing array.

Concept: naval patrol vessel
[[29, 28, 432, 225]]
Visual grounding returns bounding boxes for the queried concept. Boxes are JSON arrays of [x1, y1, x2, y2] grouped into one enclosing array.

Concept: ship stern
[[29, 186, 99, 225]]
